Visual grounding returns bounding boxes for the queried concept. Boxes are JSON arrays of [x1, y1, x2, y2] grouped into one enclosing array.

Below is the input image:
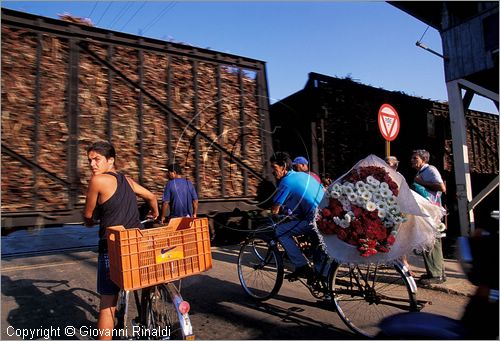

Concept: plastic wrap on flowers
[[313, 154, 442, 265]]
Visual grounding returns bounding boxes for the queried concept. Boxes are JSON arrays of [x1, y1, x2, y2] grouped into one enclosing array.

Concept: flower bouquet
[[314, 155, 441, 264]]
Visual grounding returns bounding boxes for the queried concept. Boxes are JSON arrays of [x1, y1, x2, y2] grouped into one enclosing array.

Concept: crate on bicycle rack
[[106, 217, 212, 291]]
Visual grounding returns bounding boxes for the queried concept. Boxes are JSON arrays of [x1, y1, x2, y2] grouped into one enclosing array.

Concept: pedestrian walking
[[83, 141, 159, 340], [410, 149, 447, 285], [160, 163, 199, 223]]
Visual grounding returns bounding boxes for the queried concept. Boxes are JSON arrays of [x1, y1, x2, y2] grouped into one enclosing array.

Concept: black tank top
[[96, 172, 141, 253]]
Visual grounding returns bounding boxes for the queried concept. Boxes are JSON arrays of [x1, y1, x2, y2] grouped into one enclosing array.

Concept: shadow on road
[[1, 276, 99, 340], [184, 272, 354, 339]]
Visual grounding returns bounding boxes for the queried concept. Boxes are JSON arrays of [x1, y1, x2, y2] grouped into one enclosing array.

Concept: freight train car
[[270, 72, 499, 252], [1, 8, 275, 237]]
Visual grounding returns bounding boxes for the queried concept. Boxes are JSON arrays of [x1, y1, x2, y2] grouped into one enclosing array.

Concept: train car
[[270, 72, 499, 253], [1, 8, 275, 239]]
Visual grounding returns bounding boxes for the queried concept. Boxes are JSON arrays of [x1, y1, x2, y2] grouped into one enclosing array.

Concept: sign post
[[378, 104, 400, 158]]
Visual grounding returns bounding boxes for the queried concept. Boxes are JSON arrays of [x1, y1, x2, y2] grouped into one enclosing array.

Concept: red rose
[[322, 208, 332, 218], [386, 234, 396, 245], [377, 245, 389, 253], [336, 229, 348, 241]]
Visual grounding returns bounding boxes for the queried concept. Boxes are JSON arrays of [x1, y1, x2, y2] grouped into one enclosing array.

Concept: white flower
[[437, 222, 446, 232], [372, 193, 383, 203], [330, 191, 341, 199], [344, 213, 352, 223], [380, 182, 390, 190], [361, 191, 372, 201], [376, 201, 387, 211], [340, 198, 351, 212], [355, 181, 366, 190], [334, 216, 350, 229], [342, 185, 354, 195], [355, 197, 365, 206], [377, 209, 386, 218], [366, 176, 377, 186], [347, 193, 358, 202], [386, 196, 396, 205], [380, 188, 393, 198], [388, 205, 400, 215], [365, 201, 377, 211], [332, 183, 342, 193], [344, 181, 355, 189]]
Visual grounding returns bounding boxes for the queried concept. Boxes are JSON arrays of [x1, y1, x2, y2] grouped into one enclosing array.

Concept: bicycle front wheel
[[329, 262, 417, 338], [237, 237, 284, 301]]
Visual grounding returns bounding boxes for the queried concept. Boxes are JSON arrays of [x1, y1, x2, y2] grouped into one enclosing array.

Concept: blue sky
[[2, 1, 497, 114]]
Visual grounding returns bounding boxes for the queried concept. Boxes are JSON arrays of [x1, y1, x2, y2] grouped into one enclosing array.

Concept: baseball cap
[[292, 156, 308, 165]]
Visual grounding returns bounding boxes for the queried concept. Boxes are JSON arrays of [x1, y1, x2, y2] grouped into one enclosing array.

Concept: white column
[[446, 79, 474, 236]]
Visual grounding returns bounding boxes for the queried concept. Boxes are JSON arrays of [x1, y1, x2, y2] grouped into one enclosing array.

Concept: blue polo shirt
[[273, 170, 324, 219]]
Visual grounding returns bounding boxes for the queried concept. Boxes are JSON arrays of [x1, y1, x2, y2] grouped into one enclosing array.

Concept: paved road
[[2, 245, 469, 340], [1, 225, 471, 340]]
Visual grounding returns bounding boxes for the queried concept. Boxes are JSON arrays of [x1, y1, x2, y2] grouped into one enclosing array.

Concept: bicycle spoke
[[330, 262, 417, 338], [238, 237, 284, 301]]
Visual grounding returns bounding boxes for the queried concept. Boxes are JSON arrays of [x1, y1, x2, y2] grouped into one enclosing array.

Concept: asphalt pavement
[[1, 224, 477, 297]]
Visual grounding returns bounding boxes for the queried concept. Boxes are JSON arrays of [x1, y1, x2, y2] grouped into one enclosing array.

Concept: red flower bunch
[[316, 166, 402, 257]]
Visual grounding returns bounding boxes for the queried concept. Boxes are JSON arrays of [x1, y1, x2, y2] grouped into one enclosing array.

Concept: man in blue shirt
[[270, 152, 325, 280], [160, 163, 199, 223]]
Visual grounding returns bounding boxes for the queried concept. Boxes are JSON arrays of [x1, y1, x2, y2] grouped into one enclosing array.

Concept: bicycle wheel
[[114, 290, 144, 339], [238, 237, 284, 301], [329, 262, 417, 338], [144, 284, 182, 340]]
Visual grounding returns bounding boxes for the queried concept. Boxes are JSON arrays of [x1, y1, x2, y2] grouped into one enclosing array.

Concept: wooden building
[[389, 1, 499, 235]]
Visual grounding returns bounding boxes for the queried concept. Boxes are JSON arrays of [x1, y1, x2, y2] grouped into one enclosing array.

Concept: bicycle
[[114, 280, 193, 340], [237, 216, 428, 338], [107, 217, 212, 340]]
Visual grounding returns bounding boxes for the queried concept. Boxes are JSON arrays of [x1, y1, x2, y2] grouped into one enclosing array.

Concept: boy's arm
[[127, 177, 159, 219]]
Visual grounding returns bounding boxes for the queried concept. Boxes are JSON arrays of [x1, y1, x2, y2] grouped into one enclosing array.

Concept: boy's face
[[167, 171, 176, 180], [88, 151, 114, 175]]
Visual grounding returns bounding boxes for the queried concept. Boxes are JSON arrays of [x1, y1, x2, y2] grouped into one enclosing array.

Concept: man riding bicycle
[[270, 152, 325, 280]]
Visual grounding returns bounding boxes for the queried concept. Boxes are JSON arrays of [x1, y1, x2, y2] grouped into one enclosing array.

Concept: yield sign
[[378, 104, 400, 141]]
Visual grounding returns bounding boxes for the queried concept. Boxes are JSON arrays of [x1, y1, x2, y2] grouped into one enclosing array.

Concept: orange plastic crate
[[106, 217, 212, 291]]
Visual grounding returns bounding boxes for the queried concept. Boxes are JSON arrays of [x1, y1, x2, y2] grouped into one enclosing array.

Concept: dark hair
[[167, 163, 182, 174], [270, 152, 292, 170], [412, 149, 430, 163], [87, 141, 116, 160]]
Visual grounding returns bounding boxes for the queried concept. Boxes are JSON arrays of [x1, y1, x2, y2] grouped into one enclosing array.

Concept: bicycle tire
[[329, 261, 417, 338], [144, 284, 183, 340], [114, 290, 143, 340], [114, 290, 128, 339], [237, 237, 284, 301]]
